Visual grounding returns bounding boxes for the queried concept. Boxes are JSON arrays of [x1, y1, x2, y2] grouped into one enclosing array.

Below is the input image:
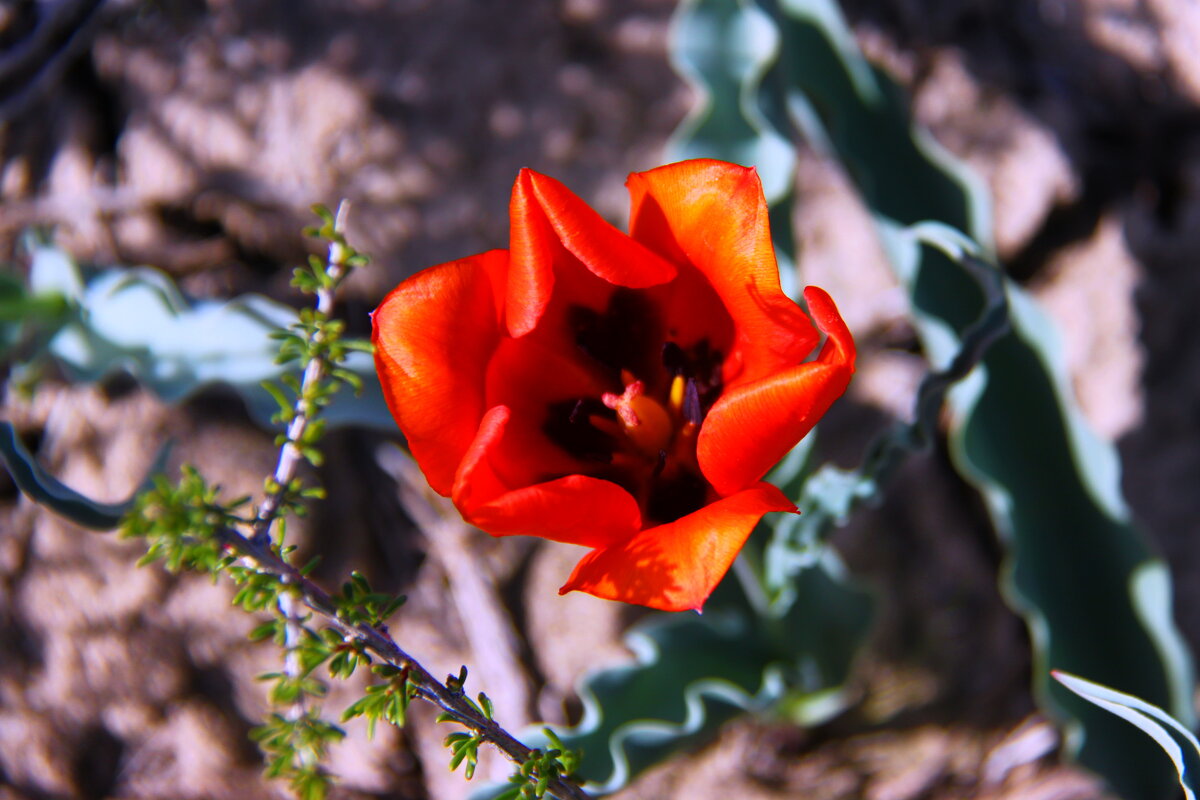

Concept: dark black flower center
[[542, 288, 724, 525]]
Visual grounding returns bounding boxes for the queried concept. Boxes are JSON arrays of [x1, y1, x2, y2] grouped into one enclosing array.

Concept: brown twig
[[217, 523, 590, 800], [382, 445, 536, 731]]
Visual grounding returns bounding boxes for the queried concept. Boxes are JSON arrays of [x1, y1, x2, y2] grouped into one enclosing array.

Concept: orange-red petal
[[452, 406, 642, 549], [559, 482, 796, 612], [697, 286, 856, 496], [506, 168, 677, 337], [626, 159, 819, 384], [803, 285, 856, 369], [372, 250, 507, 496]]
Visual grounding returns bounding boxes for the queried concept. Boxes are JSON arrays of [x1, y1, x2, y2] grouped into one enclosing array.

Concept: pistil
[[601, 380, 674, 458]]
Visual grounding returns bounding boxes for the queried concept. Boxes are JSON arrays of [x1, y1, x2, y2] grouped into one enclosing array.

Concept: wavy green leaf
[[22, 241, 392, 431], [745, 1, 1194, 797], [667, 0, 802, 293], [473, 5, 1014, 796], [481, 0, 1192, 795]]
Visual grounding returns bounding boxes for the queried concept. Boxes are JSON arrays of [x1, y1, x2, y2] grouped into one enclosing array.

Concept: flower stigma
[[598, 359, 703, 465], [601, 378, 673, 458]]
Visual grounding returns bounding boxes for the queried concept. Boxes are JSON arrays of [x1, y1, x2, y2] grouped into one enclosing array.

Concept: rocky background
[[2, 0, 1199, 798]]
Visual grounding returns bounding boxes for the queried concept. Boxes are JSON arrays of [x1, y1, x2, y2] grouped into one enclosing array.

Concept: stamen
[[669, 373, 686, 413], [683, 378, 702, 428]]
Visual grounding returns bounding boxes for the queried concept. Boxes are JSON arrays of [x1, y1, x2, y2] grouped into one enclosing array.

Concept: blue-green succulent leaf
[[757, 2, 1193, 796], [24, 242, 391, 431], [668, 0, 792, 203], [668, 0, 801, 292]]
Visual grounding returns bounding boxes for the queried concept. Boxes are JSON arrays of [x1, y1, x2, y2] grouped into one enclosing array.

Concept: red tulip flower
[[373, 159, 855, 612]]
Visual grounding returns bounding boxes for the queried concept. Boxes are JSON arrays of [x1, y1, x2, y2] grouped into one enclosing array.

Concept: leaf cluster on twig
[[118, 203, 589, 800]]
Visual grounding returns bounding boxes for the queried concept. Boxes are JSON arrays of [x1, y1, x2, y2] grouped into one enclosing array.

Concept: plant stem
[[252, 202, 353, 755], [253, 200, 352, 545], [216, 524, 590, 800]]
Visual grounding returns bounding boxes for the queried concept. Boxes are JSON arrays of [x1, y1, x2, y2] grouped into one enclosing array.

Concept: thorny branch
[[252, 201, 352, 544], [217, 523, 590, 800], [251, 201, 355, 730]]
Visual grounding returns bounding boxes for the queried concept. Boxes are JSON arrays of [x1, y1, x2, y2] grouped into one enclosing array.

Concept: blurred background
[[3, 0, 1200, 798]]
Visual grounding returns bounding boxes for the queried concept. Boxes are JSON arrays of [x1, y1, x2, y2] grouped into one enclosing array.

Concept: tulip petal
[[803, 285, 856, 369], [473, 476, 644, 549], [559, 482, 795, 612], [697, 287, 856, 495], [453, 406, 642, 549], [372, 250, 507, 496], [626, 159, 819, 384], [507, 169, 677, 337]]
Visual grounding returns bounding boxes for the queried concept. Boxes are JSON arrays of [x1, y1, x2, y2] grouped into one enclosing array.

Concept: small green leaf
[[479, 692, 495, 720], [311, 204, 334, 225], [249, 620, 280, 642]]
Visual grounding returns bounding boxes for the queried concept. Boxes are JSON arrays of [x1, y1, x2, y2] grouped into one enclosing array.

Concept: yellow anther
[[669, 373, 686, 413]]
